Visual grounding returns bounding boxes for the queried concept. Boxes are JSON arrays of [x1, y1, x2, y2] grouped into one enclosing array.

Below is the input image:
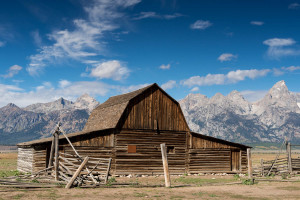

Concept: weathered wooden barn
[[17, 83, 250, 175]]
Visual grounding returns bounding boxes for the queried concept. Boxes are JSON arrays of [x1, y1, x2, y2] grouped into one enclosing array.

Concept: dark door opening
[[231, 150, 240, 171]]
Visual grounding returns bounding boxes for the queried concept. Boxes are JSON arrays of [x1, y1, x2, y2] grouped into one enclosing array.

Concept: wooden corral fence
[[253, 141, 300, 176], [58, 152, 112, 185]]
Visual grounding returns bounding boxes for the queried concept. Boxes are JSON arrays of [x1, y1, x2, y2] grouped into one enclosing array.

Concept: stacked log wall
[[59, 146, 114, 174], [17, 147, 34, 173], [115, 130, 187, 175]]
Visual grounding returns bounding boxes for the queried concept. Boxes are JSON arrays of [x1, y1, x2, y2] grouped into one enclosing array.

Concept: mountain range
[[0, 94, 99, 144], [179, 80, 300, 143], [0, 80, 299, 145]]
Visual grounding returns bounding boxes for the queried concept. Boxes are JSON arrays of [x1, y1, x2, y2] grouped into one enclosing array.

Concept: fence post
[[54, 131, 59, 181], [247, 148, 253, 179], [287, 142, 292, 173], [160, 143, 171, 187], [260, 159, 264, 176]]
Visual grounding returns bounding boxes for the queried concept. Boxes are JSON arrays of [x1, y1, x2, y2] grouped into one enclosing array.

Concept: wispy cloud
[[0, 81, 153, 107], [190, 87, 199, 92], [59, 80, 71, 88], [218, 53, 237, 62], [1, 65, 22, 78], [263, 38, 300, 59], [133, 12, 183, 20], [0, 81, 111, 107], [31, 30, 42, 46], [88, 60, 130, 81], [250, 21, 264, 26], [161, 80, 176, 90], [0, 41, 5, 47], [181, 69, 271, 87], [288, 3, 300, 9], [159, 64, 171, 70], [118, 83, 150, 94], [272, 65, 300, 76], [27, 0, 141, 76], [190, 20, 212, 30], [240, 90, 268, 102], [283, 65, 300, 71]]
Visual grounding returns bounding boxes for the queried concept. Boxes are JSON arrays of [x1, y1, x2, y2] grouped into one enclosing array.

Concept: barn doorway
[[231, 150, 241, 171]]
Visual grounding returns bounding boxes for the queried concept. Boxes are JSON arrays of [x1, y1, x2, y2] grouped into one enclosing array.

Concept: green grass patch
[[134, 192, 149, 197], [12, 194, 24, 200]]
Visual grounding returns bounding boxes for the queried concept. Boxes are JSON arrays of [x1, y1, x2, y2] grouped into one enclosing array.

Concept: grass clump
[[106, 177, 117, 186], [242, 179, 255, 185]]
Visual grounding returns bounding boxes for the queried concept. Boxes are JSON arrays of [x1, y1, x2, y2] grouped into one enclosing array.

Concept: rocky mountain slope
[[180, 80, 300, 143], [0, 94, 99, 145]]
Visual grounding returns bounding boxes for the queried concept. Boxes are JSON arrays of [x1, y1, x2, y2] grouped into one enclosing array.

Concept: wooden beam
[[48, 136, 55, 168], [260, 159, 264, 176], [104, 158, 112, 184], [247, 148, 252, 179], [65, 157, 89, 189], [287, 142, 292, 173], [54, 131, 59, 181], [160, 143, 171, 187]]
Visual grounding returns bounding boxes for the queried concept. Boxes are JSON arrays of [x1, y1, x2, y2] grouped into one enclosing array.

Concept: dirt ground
[[0, 181, 300, 200], [1, 152, 300, 199]]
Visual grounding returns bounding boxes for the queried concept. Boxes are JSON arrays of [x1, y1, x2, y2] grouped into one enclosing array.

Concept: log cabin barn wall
[[17, 83, 250, 175]]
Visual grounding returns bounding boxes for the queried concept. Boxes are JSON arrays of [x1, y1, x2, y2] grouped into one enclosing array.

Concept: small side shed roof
[[191, 132, 251, 149], [17, 128, 114, 147]]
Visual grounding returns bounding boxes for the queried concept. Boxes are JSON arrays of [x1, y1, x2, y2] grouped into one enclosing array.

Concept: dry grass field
[[1, 152, 300, 200]]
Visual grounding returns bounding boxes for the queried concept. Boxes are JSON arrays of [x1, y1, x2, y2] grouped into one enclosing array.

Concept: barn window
[[128, 145, 136, 153], [167, 146, 175, 154]]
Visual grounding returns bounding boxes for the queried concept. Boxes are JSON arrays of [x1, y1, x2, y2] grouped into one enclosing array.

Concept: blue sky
[[0, 0, 300, 107]]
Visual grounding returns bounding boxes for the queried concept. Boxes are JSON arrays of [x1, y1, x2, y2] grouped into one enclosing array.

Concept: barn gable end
[[119, 85, 189, 131]]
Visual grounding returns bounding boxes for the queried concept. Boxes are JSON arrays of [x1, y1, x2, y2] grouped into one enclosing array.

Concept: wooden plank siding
[[120, 87, 189, 132], [17, 147, 34, 173], [115, 130, 187, 175], [188, 149, 231, 173]]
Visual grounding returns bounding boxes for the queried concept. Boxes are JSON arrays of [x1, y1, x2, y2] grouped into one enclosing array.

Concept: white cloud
[[218, 53, 237, 62], [250, 21, 264, 26], [263, 38, 300, 59], [272, 68, 284, 76], [181, 69, 270, 87], [161, 80, 176, 90], [118, 83, 150, 94], [27, 0, 141, 76], [288, 3, 300, 9], [89, 60, 130, 80], [190, 20, 212, 30], [282, 66, 300, 71], [240, 90, 268, 102], [263, 38, 295, 47], [191, 87, 199, 92], [0, 81, 111, 107], [1, 65, 22, 78], [59, 80, 71, 88], [159, 64, 171, 70], [133, 12, 183, 20], [226, 69, 270, 82], [0, 41, 5, 47]]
